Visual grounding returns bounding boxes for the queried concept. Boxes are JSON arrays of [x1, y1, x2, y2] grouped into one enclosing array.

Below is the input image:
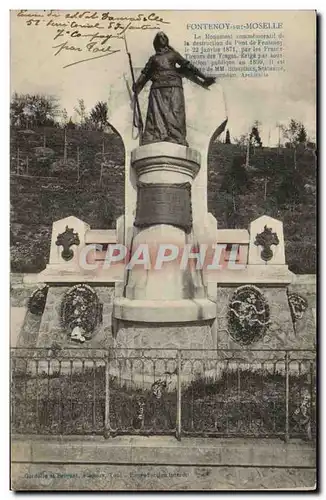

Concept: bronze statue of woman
[[133, 32, 216, 147]]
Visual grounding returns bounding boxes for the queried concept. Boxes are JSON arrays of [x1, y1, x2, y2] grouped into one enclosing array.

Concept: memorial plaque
[[134, 182, 192, 233]]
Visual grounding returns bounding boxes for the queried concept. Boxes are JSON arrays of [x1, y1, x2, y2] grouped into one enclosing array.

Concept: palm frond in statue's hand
[[203, 76, 216, 88]]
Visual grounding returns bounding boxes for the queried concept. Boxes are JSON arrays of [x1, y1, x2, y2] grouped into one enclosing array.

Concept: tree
[[253, 152, 280, 202], [225, 129, 231, 144], [60, 108, 75, 130], [281, 119, 296, 144], [74, 99, 90, 129], [246, 121, 263, 164], [281, 119, 308, 169], [250, 123, 263, 148], [89, 101, 109, 131], [297, 124, 308, 144], [67, 118, 76, 130], [10, 93, 60, 128], [10, 93, 25, 128], [89, 101, 111, 182], [61, 108, 69, 128], [281, 119, 307, 145], [58, 108, 68, 162]]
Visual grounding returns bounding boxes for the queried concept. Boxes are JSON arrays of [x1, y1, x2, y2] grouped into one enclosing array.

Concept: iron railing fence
[[10, 347, 316, 441]]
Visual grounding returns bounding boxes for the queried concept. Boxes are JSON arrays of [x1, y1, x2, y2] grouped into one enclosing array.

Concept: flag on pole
[[209, 118, 228, 149], [208, 82, 229, 148]]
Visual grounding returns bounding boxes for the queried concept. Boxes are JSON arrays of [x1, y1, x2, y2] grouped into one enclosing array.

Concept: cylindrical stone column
[[113, 142, 216, 325]]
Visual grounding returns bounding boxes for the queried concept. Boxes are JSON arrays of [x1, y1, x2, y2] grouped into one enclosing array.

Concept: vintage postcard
[[10, 9, 316, 491]]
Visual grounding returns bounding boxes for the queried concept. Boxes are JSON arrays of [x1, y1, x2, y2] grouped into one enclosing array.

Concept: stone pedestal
[[211, 215, 298, 356], [113, 321, 216, 353], [112, 142, 216, 351]]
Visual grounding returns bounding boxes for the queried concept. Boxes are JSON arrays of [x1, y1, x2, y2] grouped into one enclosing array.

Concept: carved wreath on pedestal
[[228, 285, 270, 345], [28, 285, 49, 315], [288, 293, 308, 324], [61, 284, 102, 343]]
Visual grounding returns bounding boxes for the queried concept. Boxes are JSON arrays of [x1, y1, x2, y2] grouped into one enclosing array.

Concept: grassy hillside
[[10, 127, 316, 274], [10, 127, 125, 272], [10, 126, 124, 179], [207, 143, 316, 274]]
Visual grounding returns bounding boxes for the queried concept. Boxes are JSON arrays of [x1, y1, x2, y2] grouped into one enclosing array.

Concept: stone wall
[[288, 275, 316, 349], [11, 435, 316, 491], [11, 274, 40, 348], [11, 274, 316, 350]]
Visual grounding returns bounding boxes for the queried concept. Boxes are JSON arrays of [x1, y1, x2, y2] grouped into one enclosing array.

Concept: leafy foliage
[[73, 98, 89, 129], [250, 126, 262, 147], [10, 93, 60, 128], [89, 101, 110, 131], [281, 119, 308, 146], [297, 124, 308, 144]]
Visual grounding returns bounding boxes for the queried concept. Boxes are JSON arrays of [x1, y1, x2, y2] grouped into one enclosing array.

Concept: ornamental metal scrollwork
[[288, 293, 308, 323], [254, 225, 279, 262], [56, 226, 80, 261], [61, 284, 103, 343], [228, 285, 270, 345], [291, 387, 312, 440], [28, 285, 49, 315]]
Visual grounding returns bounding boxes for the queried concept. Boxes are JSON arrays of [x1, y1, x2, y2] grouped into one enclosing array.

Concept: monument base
[[113, 318, 216, 351], [113, 297, 216, 323], [111, 314, 216, 382]]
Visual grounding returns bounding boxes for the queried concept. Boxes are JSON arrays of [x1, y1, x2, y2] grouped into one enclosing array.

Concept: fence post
[[104, 349, 111, 439], [285, 351, 290, 442], [36, 359, 40, 433], [11, 357, 15, 429], [92, 360, 96, 431], [176, 350, 182, 441], [309, 359, 314, 440]]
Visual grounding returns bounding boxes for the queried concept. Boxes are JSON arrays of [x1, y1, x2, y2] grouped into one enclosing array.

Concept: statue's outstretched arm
[[133, 57, 153, 94], [174, 51, 216, 87]]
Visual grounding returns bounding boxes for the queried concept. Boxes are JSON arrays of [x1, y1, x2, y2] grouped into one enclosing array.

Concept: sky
[[10, 10, 316, 145]]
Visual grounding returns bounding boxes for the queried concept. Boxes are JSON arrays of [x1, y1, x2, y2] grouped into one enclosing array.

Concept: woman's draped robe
[[135, 49, 202, 147]]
